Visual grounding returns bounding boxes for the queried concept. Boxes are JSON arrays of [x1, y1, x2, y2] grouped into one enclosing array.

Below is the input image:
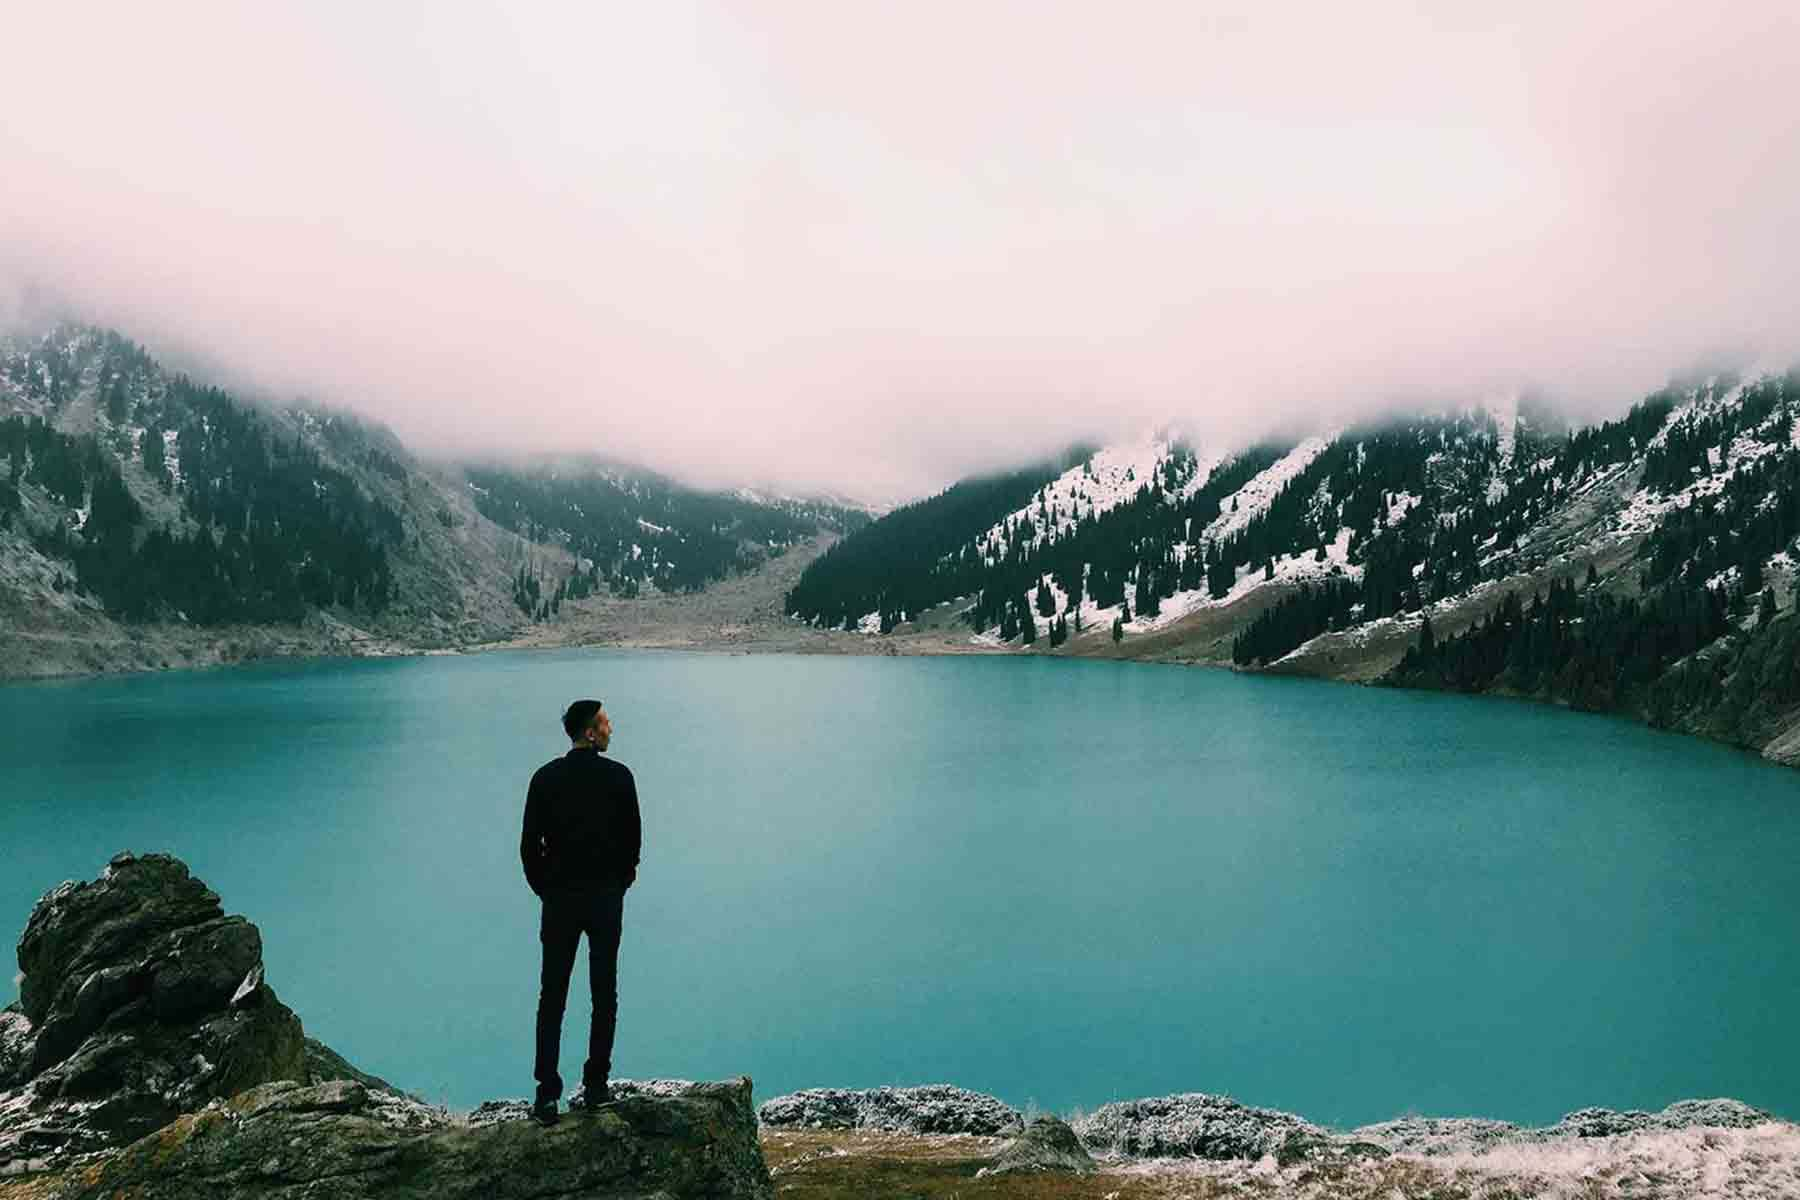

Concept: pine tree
[[1586, 562, 1600, 590], [1419, 612, 1436, 654], [1036, 577, 1055, 617], [1758, 586, 1778, 629], [1111, 614, 1124, 643]]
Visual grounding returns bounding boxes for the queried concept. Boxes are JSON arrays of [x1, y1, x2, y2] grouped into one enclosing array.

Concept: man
[[520, 698, 641, 1126]]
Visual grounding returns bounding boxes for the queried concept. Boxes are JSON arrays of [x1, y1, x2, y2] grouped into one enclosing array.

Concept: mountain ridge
[[785, 372, 1800, 764], [0, 322, 867, 678]]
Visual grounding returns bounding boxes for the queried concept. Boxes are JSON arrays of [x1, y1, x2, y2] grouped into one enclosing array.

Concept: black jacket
[[520, 747, 641, 896]]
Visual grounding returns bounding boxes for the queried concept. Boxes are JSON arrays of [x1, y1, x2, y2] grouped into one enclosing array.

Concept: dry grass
[[759, 1123, 1800, 1200]]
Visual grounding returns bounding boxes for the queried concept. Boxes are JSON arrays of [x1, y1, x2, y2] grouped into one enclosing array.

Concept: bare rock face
[[2, 853, 307, 1172], [54, 1076, 773, 1200], [758, 1085, 1023, 1136], [976, 1114, 1096, 1177]]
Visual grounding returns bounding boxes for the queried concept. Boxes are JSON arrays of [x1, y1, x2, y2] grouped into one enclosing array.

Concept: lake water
[[2, 649, 1797, 1129]]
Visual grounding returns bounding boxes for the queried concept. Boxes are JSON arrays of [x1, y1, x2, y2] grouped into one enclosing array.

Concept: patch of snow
[[636, 517, 667, 535], [971, 433, 1203, 561], [1126, 526, 1361, 636], [1489, 392, 1518, 468], [162, 429, 183, 486], [1614, 425, 1787, 537], [1201, 433, 1337, 546]]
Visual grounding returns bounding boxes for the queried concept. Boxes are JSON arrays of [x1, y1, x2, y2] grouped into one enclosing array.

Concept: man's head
[[562, 699, 611, 751]]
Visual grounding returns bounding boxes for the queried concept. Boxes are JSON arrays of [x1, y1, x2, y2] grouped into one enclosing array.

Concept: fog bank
[[3, 2, 1797, 502]]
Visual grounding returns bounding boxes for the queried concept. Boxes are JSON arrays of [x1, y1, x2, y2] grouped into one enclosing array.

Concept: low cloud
[[3, 2, 1797, 503]]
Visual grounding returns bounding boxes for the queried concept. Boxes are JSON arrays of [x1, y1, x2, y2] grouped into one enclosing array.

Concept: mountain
[[787, 376, 1800, 762], [0, 323, 866, 677]]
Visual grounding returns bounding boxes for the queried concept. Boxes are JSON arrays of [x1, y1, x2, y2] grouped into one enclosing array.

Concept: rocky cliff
[[0, 853, 772, 1199]]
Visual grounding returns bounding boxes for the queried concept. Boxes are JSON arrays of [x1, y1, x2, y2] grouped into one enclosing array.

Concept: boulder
[[1071, 1091, 1385, 1165], [48, 1076, 772, 1199], [2, 853, 310, 1172], [1544, 1098, 1771, 1140], [758, 1084, 1022, 1136], [1352, 1098, 1775, 1157], [3, 854, 776, 1199], [976, 1114, 1095, 1177], [1346, 1114, 1523, 1158]]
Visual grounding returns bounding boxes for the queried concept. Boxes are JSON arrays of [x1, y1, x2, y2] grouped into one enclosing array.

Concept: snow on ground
[[1200, 433, 1337, 545], [966, 433, 1350, 645], [974, 435, 1181, 560], [1489, 392, 1519, 468], [1485, 394, 1519, 502], [161, 429, 182, 487], [1123, 525, 1361, 636], [1613, 427, 1788, 537]]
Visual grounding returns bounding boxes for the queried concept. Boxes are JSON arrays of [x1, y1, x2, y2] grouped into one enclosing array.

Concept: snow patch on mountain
[[1485, 394, 1519, 501], [976, 435, 1186, 560], [1122, 526, 1362, 635], [1614, 420, 1787, 538], [1490, 394, 1519, 469], [1201, 433, 1336, 545]]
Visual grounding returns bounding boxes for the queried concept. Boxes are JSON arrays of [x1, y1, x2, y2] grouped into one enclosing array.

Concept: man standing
[[520, 698, 641, 1126]]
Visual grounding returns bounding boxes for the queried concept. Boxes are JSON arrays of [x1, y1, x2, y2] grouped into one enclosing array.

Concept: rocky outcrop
[[976, 1114, 1095, 1177], [3, 853, 773, 1200], [1354, 1097, 1776, 1157], [1072, 1092, 1389, 1165], [1073, 1092, 1778, 1165], [53, 1076, 772, 1200], [2, 853, 310, 1172], [758, 1085, 1023, 1136]]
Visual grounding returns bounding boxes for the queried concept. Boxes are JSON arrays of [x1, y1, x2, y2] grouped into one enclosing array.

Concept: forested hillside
[[0, 328, 438, 629], [0, 323, 864, 673], [464, 462, 867, 606], [797, 376, 1800, 761]]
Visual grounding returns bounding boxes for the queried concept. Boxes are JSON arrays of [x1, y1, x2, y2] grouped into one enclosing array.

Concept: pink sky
[[3, 2, 1798, 502]]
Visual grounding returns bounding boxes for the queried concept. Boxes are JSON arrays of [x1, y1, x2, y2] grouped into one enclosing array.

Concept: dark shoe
[[530, 1099, 560, 1127], [570, 1082, 612, 1112]]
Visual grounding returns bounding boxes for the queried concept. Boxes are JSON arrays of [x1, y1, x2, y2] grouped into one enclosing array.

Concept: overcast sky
[[3, 2, 1798, 502]]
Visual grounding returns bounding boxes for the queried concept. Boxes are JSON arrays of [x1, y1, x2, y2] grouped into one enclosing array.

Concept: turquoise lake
[[2, 649, 1797, 1129]]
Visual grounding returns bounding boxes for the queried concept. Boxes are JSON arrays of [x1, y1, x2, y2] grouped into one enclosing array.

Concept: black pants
[[534, 885, 625, 1104]]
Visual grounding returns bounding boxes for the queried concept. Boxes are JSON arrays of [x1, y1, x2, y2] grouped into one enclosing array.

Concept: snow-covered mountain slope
[[973, 434, 1221, 561], [791, 372, 1800, 758]]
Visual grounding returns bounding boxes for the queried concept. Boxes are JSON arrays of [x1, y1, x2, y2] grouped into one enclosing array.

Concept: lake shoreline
[[7, 614, 1797, 772]]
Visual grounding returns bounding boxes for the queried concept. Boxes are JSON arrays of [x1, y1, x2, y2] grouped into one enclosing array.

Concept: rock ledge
[[3, 854, 772, 1199]]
